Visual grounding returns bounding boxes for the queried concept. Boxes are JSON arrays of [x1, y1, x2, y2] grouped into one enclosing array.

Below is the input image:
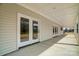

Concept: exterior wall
[[0, 4, 17, 56], [74, 4, 79, 44], [74, 16, 79, 44], [0, 4, 63, 55], [39, 19, 63, 41], [58, 26, 63, 35]]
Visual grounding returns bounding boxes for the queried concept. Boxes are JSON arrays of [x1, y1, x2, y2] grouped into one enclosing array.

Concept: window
[[33, 21, 38, 39], [57, 27, 58, 34], [53, 27, 54, 34], [53, 27, 58, 34], [20, 17, 29, 42], [56, 27, 58, 34], [77, 24, 78, 33], [55, 27, 57, 34], [61, 27, 63, 31]]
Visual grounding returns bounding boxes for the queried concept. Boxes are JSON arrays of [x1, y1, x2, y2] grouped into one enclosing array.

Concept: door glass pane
[[53, 27, 54, 34], [61, 27, 63, 31], [20, 17, 29, 42], [33, 21, 38, 39], [55, 27, 56, 34], [77, 24, 78, 33]]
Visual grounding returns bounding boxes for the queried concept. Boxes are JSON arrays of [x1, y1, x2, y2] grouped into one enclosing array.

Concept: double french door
[[17, 13, 39, 48]]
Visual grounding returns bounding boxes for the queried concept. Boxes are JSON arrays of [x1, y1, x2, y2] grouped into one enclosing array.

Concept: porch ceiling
[[18, 3, 78, 28]]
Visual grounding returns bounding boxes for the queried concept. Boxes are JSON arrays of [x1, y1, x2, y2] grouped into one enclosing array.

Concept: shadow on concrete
[[56, 43, 79, 46], [5, 34, 67, 56], [38, 34, 67, 48]]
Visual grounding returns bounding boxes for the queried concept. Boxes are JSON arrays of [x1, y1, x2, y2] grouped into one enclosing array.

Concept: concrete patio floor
[[5, 33, 79, 56]]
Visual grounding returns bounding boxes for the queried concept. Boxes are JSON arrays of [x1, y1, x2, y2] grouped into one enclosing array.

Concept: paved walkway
[[39, 33, 79, 56], [5, 33, 79, 56]]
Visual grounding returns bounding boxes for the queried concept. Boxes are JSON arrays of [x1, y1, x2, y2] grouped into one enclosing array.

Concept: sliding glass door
[[19, 17, 31, 47], [33, 21, 38, 40], [32, 21, 39, 43], [17, 13, 39, 48]]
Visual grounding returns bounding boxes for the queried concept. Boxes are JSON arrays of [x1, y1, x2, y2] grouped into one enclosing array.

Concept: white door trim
[[17, 13, 40, 49], [17, 13, 32, 49], [31, 20, 39, 43]]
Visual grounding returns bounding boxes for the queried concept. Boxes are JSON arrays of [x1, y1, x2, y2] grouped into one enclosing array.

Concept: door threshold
[[19, 41, 40, 49]]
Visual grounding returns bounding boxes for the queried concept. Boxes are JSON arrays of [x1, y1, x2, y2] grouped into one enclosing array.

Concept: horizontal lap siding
[[39, 19, 54, 41], [0, 4, 17, 55]]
